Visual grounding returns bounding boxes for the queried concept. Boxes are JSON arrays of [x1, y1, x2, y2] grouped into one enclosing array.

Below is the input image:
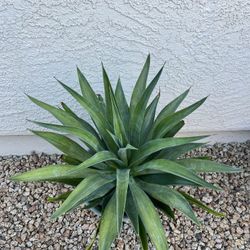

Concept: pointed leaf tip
[[53, 76, 58, 81], [9, 175, 18, 181]]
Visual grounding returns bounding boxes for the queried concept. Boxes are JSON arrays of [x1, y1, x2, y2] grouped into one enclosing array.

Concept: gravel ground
[[0, 142, 249, 250]]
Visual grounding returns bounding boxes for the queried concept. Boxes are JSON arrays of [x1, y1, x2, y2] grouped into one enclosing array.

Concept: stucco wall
[[1, 0, 250, 137]]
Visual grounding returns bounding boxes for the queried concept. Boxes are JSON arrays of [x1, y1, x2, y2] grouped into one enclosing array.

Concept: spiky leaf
[[133, 159, 220, 190], [129, 177, 169, 250], [99, 193, 117, 250], [116, 169, 130, 233], [51, 174, 115, 219], [138, 180, 200, 225], [177, 159, 242, 173]]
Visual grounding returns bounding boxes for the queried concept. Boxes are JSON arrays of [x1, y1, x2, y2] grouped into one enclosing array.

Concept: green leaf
[[116, 169, 130, 233], [139, 219, 148, 250], [118, 144, 137, 166], [164, 120, 184, 137], [97, 94, 105, 108], [10, 165, 97, 182], [84, 198, 103, 210], [133, 159, 220, 190], [28, 95, 97, 136], [61, 155, 81, 165], [57, 79, 104, 116], [138, 173, 200, 186], [140, 93, 160, 144], [99, 193, 117, 250], [55, 178, 83, 186], [130, 54, 150, 112], [57, 79, 118, 152], [67, 151, 123, 176], [47, 191, 72, 202], [151, 97, 207, 139], [106, 129, 120, 146], [156, 143, 205, 160], [60, 102, 77, 115], [155, 88, 190, 126], [30, 121, 103, 151], [102, 64, 113, 125], [138, 180, 200, 225], [129, 65, 164, 146], [70, 182, 115, 213], [101, 190, 115, 212], [27, 95, 81, 128], [176, 159, 243, 173], [51, 174, 115, 219], [152, 198, 175, 220], [130, 136, 207, 167], [115, 77, 129, 127], [84, 182, 115, 204], [109, 84, 128, 145], [179, 191, 224, 217], [129, 177, 169, 250], [77, 67, 101, 110], [125, 189, 139, 234], [61, 102, 99, 137], [31, 130, 90, 162]]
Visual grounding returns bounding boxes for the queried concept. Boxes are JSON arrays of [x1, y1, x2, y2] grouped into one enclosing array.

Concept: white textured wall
[[1, 0, 250, 137]]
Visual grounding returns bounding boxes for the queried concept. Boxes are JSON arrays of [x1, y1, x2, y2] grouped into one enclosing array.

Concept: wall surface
[[0, 1, 250, 153]]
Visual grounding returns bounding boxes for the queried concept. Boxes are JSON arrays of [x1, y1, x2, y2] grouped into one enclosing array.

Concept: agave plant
[[11, 55, 241, 249]]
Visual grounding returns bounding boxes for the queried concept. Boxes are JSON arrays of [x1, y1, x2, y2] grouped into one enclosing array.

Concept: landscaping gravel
[[0, 141, 249, 249]]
